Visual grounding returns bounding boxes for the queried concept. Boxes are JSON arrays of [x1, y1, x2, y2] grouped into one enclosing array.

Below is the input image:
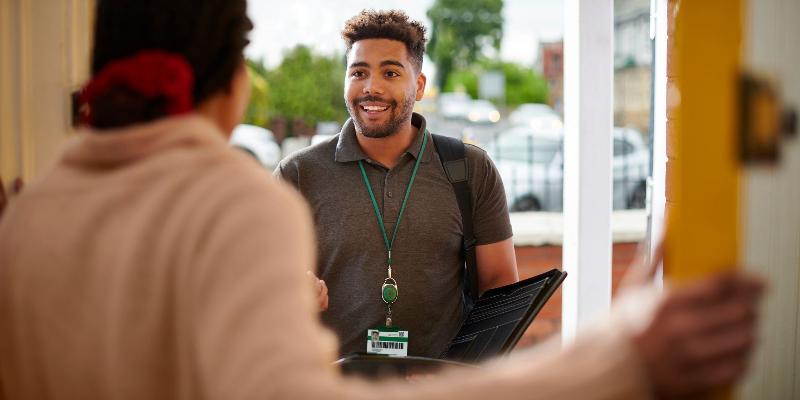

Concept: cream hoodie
[[0, 115, 652, 399]]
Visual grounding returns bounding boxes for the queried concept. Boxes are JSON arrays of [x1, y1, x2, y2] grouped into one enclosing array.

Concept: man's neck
[[356, 120, 419, 169]]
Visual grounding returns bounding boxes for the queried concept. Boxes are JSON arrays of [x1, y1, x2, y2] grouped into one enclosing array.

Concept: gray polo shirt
[[275, 113, 512, 358]]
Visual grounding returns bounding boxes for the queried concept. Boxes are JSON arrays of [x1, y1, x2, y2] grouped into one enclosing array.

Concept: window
[[488, 133, 561, 164], [613, 137, 635, 157]]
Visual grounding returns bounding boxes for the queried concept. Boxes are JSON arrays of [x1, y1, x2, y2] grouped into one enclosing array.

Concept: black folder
[[442, 268, 567, 363], [337, 268, 566, 377]]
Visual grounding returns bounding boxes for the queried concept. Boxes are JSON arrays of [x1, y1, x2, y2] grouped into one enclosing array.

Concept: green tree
[[267, 46, 347, 126], [442, 67, 480, 99], [443, 69, 478, 98], [444, 61, 549, 106], [427, 0, 504, 90], [498, 62, 548, 105], [243, 58, 271, 127]]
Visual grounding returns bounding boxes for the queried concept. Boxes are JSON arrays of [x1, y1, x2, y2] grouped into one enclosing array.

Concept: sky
[[245, 0, 564, 72]]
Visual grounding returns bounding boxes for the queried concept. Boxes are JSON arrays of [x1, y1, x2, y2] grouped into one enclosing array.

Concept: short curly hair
[[341, 9, 427, 72]]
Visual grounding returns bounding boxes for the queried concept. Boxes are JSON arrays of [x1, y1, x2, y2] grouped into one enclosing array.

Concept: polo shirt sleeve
[[273, 157, 300, 187], [465, 144, 513, 245]]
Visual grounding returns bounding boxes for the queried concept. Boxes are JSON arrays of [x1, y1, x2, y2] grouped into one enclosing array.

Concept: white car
[[508, 103, 562, 131], [438, 92, 472, 120], [465, 100, 501, 124], [230, 124, 282, 171], [311, 134, 336, 146], [485, 127, 649, 211], [311, 121, 341, 146]]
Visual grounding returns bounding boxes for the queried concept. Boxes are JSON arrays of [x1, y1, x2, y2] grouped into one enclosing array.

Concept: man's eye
[[386, 71, 399, 78], [351, 71, 365, 78]]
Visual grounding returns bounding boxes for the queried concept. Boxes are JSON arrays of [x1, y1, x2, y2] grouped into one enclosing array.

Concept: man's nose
[[362, 77, 384, 95]]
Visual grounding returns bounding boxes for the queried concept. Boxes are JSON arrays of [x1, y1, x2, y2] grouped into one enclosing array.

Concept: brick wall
[[513, 242, 641, 349]]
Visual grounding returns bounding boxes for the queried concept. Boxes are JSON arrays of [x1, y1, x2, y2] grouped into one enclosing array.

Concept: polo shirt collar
[[335, 112, 433, 164]]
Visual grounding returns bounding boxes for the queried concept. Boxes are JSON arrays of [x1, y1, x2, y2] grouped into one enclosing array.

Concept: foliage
[[498, 62, 549, 105], [443, 69, 478, 98], [444, 61, 549, 106], [427, 0, 504, 90], [266, 46, 347, 126]]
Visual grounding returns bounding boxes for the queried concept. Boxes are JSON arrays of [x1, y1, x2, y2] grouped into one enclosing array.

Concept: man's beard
[[347, 93, 416, 138]]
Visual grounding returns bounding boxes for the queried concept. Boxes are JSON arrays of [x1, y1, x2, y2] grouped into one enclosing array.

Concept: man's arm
[[463, 145, 517, 293], [272, 159, 330, 311], [476, 237, 519, 293]]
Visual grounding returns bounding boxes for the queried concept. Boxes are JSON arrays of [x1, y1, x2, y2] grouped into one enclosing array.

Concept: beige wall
[[741, 0, 800, 398], [614, 65, 651, 132], [0, 0, 93, 184]]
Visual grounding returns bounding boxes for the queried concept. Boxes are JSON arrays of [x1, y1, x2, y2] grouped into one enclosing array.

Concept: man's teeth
[[362, 105, 388, 111]]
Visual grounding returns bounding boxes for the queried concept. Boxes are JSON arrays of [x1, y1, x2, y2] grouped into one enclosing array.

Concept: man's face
[[344, 39, 426, 138]]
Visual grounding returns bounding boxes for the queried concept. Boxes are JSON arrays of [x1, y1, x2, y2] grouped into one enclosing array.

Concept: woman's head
[[88, 0, 253, 132]]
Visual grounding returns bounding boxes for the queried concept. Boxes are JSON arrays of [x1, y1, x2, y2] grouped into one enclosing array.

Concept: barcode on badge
[[371, 341, 405, 350]]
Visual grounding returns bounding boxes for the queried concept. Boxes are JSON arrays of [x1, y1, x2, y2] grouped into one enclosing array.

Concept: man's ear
[[415, 72, 427, 101]]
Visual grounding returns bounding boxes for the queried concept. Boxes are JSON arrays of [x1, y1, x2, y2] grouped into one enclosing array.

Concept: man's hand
[[307, 271, 329, 312], [633, 272, 765, 399]]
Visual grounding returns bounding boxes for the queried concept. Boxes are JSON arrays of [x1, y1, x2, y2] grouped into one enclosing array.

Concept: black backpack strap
[[431, 134, 479, 307]]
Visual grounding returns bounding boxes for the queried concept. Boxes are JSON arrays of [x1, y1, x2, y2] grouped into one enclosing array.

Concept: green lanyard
[[357, 131, 428, 326]]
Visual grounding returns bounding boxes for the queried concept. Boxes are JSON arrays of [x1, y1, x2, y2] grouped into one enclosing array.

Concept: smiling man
[[275, 9, 518, 358]]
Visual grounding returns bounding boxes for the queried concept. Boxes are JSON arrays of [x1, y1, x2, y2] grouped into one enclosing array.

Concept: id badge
[[366, 326, 408, 357]]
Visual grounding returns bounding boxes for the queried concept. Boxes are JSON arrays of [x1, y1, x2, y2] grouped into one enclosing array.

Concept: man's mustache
[[354, 96, 396, 106]]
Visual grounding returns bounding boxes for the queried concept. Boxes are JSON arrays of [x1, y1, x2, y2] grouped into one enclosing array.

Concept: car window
[[613, 138, 635, 157], [490, 135, 561, 164]]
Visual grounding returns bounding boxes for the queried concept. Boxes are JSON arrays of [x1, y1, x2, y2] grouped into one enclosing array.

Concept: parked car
[[485, 127, 649, 211], [310, 121, 341, 146], [230, 124, 282, 171], [311, 133, 336, 146], [438, 92, 472, 120], [508, 103, 562, 131], [413, 97, 438, 115], [466, 99, 501, 124]]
